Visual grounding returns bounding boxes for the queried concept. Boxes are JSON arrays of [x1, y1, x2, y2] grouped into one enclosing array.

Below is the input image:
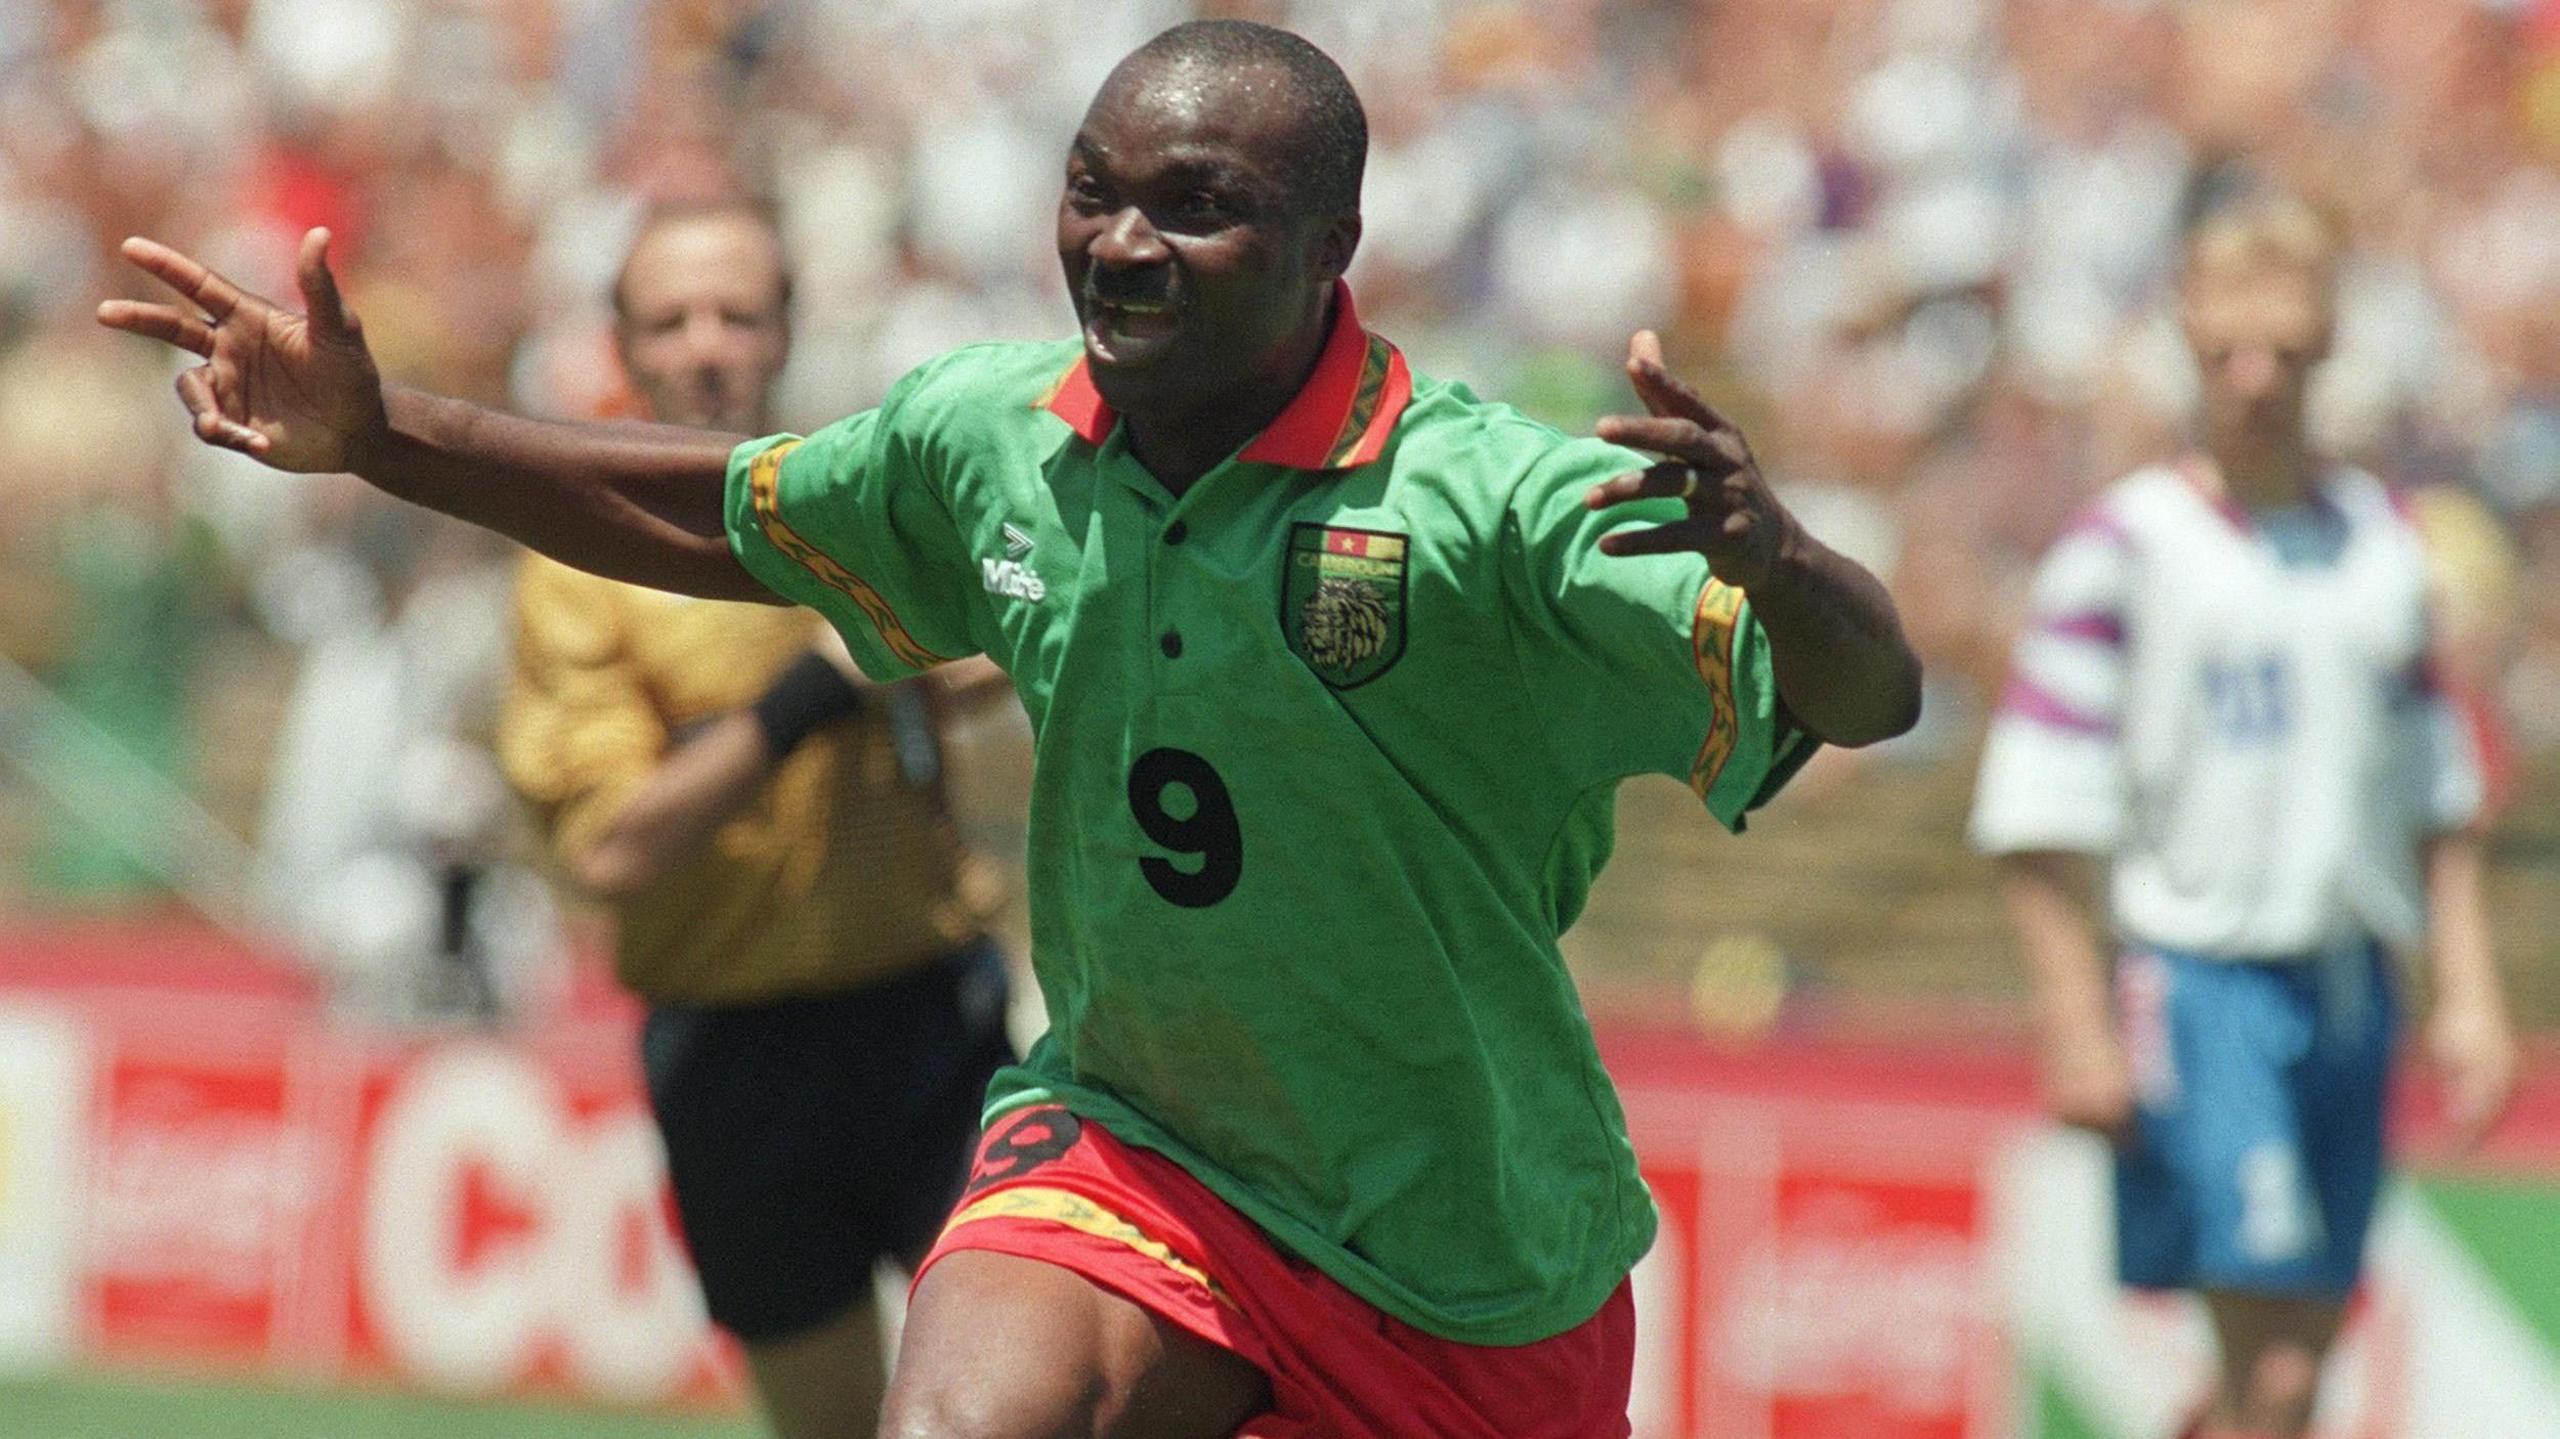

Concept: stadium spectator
[[496, 199, 1016, 1439], [0, 298, 216, 901], [251, 491, 559, 1018], [1970, 193, 2520, 1439]]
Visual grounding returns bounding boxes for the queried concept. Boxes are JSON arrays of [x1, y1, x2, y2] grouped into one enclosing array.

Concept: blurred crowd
[[1, 0, 2554, 1009]]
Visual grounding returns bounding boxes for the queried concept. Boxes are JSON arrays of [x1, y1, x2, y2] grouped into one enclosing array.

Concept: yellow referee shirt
[[498, 555, 998, 1007]]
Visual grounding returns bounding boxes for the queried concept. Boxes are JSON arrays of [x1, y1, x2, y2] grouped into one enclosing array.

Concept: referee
[[494, 200, 1015, 1439]]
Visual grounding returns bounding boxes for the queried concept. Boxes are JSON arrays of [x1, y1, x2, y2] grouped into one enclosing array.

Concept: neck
[[2202, 433, 2315, 512], [1122, 293, 1335, 495]]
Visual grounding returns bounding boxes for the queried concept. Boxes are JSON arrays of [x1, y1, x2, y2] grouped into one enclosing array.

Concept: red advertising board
[[11, 921, 2560, 1429], [87, 1048, 311, 1365], [0, 920, 745, 1409], [336, 1040, 732, 1404], [1611, 1029, 2030, 1439]]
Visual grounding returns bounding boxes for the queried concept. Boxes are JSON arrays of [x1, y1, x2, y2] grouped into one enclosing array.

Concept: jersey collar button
[[1160, 630, 1183, 659], [1164, 520, 1188, 545]]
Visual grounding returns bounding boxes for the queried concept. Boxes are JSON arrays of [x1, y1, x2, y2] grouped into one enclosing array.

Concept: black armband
[[749, 651, 864, 758]]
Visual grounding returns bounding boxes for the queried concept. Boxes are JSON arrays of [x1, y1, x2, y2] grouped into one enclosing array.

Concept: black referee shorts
[[639, 938, 1014, 1344]]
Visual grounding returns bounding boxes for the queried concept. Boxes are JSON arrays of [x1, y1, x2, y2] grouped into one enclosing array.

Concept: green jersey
[[724, 285, 1814, 1343]]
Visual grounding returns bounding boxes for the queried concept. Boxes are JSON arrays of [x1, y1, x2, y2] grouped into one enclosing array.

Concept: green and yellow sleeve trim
[[746, 440, 952, 671], [1688, 577, 1744, 802]]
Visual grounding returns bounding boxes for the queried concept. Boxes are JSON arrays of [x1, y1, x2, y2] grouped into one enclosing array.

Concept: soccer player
[[1971, 194, 2518, 1439], [494, 200, 1014, 1439], [101, 21, 1920, 1437]]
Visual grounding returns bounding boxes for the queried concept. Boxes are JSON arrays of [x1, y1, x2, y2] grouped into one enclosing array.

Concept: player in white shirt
[[1971, 195, 2518, 1439]]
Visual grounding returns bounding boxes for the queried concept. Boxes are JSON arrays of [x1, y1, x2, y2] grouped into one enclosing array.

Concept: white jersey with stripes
[[1968, 462, 2480, 957]]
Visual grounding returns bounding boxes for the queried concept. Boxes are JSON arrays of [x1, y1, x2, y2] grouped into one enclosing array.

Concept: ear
[[1312, 214, 1362, 284]]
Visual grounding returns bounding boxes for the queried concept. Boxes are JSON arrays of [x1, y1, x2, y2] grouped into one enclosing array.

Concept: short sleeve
[[1969, 512, 2132, 856], [1502, 437, 1816, 832], [724, 388, 981, 682], [2388, 655, 2486, 835], [495, 558, 665, 869]]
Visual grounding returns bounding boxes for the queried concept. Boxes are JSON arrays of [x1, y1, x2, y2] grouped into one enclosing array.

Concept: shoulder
[[873, 339, 1086, 451], [514, 551, 632, 613], [2028, 469, 2183, 607], [2322, 466, 2422, 542], [888, 339, 1083, 407], [1385, 373, 1647, 516], [2089, 465, 2197, 541], [2325, 469, 2440, 612], [2043, 465, 2204, 563], [510, 554, 636, 663]]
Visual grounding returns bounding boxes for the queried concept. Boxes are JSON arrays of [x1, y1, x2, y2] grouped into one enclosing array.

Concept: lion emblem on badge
[[1300, 577, 1391, 672]]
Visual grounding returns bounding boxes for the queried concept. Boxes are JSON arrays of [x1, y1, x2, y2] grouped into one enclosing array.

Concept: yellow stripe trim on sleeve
[[747, 440, 951, 671], [941, 1185, 1234, 1307], [1689, 578, 1743, 802]]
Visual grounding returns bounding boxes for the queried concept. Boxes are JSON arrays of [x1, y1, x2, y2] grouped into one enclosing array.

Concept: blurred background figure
[[1970, 194, 2516, 1439], [497, 198, 1017, 1439], [252, 488, 561, 1020]]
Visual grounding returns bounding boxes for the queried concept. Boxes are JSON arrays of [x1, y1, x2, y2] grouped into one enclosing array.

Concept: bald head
[[1098, 20, 1366, 221]]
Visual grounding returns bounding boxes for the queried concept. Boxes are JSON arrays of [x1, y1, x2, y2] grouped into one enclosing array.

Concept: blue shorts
[[2113, 941, 2396, 1299], [641, 938, 1014, 1342]]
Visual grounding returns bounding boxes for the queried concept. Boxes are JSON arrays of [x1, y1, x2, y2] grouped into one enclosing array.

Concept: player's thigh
[[884, 1249, 1268, 1439]]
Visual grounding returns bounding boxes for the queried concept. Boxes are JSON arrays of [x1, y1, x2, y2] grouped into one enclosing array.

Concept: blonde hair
[[2184, 193, 2340, 292]]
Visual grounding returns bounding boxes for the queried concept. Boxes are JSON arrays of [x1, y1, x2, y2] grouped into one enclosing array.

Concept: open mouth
[[1082, 292, 1183, 367]]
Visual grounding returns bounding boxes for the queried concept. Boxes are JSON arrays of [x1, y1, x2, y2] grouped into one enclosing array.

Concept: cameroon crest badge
[[1284, 523, 1407, 688]]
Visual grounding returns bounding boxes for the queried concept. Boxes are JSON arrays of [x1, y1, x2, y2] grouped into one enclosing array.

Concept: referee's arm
[[568, 634, 874, 898]]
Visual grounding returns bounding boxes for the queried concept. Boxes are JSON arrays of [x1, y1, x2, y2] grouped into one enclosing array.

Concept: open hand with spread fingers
[[95, 227, 387, 474], [1583, 330, 1798, 594], [1577, 329, 1921, 747]]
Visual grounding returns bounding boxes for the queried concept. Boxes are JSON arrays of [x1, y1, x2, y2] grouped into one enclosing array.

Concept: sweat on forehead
[[1092, 55, 1306, 142], [1086, 21, 1367, 216]]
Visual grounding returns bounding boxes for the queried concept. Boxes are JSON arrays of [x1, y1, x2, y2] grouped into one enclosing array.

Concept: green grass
[[0, 1369, 766, 1439]]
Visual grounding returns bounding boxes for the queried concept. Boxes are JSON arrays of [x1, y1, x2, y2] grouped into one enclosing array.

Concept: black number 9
[[1126, 747, 1242, 908]]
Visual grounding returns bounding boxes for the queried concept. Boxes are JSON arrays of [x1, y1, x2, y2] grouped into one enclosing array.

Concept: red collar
[[1037, 280, 1412, 471]]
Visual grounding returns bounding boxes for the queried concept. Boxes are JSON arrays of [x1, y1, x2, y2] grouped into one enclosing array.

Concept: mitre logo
[[983, 521, 1045, 603]]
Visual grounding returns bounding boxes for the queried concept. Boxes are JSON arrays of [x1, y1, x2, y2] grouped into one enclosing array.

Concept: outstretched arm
[[98, 229, 765, 601], [1584, 332, 1921, 747]]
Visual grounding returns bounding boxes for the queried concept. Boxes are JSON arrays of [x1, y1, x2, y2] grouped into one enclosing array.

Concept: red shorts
[[915, 1105, 1634, 1439]]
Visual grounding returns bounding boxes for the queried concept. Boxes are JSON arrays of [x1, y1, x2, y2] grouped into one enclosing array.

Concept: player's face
[[1058, 59, 1356, 415], [2182, 260, 2333, 453], [614, 214, 791, 434]]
